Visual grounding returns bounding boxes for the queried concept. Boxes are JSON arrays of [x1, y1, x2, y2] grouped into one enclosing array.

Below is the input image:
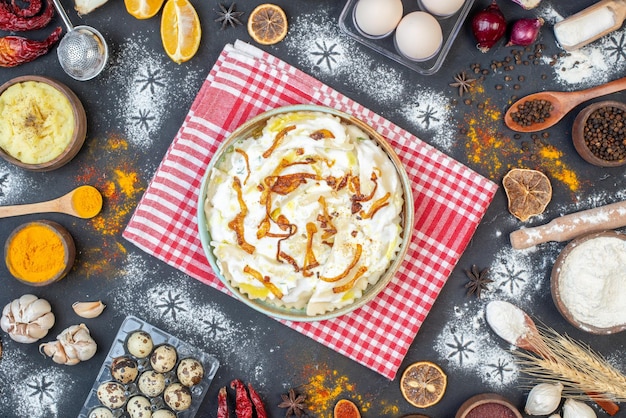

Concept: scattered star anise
[[465, 265, 492, 298], [215, 3, 244, 30], [449, 72, 476, 97], [278, 388, 306, 418]]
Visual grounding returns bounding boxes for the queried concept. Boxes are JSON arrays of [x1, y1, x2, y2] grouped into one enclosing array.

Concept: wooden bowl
[[572, 100, 626, 167], [0, 75, 87, 171], [4, 220, 76, 286], [551, 230, 626, 334], [455, 393, 522, 418]]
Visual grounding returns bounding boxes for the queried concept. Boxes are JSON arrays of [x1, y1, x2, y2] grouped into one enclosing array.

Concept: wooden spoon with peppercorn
[[504, 75, 626, 132]]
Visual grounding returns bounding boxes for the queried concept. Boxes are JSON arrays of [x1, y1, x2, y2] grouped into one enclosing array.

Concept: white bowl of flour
[[551, 230, 626, 334]]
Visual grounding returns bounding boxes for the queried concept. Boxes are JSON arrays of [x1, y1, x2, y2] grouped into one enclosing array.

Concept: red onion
[[471, 1, 507, 53], [507, 17, 544, 47], [509, 0, 541, 10]]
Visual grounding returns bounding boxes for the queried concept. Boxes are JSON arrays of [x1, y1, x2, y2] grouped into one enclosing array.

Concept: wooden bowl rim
[[4, 220, 76, 286], [572, 100, 626, 168], [455, 393, 522, 418], [550, 230, 626, 334], [0, 75, 87, 172]]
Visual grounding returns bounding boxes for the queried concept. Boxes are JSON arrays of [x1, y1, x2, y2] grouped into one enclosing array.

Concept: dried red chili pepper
[[11, 0, 42, 18], [230, 379, 253, 418], [0, 26, 61, 67], [247, 383, 268, 418], [0, 0, 54, 31], [217, 386, 229, 418]]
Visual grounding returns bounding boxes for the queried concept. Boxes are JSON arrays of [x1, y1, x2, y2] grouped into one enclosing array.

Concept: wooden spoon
[[504, 75, 626, 132], [0, 185, 102, 219], [486, 301, 619, 415]]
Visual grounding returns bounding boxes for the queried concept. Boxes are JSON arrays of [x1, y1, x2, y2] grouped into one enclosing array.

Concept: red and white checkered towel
[[123, 40, 497, 380]]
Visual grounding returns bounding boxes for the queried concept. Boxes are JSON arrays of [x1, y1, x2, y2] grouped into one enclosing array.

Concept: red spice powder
[[465, 402, 518, 418], [335, 401, 359, 418]]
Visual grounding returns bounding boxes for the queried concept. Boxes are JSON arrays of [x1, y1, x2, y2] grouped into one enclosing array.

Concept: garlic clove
[[525, 382, 563, 415], [23, 298, 53, 322], [549, 414, 561, 418], [562, 399, 596, 418], [72, 301, 106, 319], [74, 0, 108, 15]]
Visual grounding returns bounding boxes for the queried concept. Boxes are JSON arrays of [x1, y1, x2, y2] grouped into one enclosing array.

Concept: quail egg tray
[[338, 0, 476, 75], [78, 315, 220, 418]]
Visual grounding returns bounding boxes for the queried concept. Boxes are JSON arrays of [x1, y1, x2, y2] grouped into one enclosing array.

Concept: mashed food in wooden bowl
[[0, 76, 86, 171], [200, 106, 412, 320]]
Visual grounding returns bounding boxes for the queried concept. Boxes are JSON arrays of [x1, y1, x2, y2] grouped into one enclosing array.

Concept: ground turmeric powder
[[6, 222, 70, 284], [71, 185, 103, 218]]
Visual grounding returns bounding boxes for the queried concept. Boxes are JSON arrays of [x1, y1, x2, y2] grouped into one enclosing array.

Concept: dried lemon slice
[[124, 0, 165, 19], [503, 168, 552, 222], [400, 361, 447, 408], [160, 0, 201, 64], [247, 3, 288, 45]]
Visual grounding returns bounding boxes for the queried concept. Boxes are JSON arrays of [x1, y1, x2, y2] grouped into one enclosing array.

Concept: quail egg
[[150, 344, 177, 373], [96, 381, 127, 409], [126, 330, 153, 358], [176, 357, 204, 387], [138, 370, 166, 397], [110, 356, 139, 384], [152, 410, 176, 418], [127, 395, 152, 418], [88, 407, 114, 418], [164, 383, 192, 411]]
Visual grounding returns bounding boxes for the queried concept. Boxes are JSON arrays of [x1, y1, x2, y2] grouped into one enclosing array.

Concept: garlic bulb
[[72, 301, 106, 318], [0, 294, 55, 343], [525, 382, 563, 415], [562, 399, 596, 418], [39, 324, 97, 365]]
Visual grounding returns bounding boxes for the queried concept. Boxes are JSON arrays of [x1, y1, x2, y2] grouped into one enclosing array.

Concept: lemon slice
[[160, 0, 201, 64], [247, 3, 288, 45], [124, 0, 165, 19], [400, 361, 447, 408]]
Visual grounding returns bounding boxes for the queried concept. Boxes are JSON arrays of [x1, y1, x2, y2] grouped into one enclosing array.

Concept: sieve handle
[[51, 0, 75, 32]]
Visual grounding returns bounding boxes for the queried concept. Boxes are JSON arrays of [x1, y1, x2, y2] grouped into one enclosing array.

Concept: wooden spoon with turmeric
[[0, 185, 102, 219]]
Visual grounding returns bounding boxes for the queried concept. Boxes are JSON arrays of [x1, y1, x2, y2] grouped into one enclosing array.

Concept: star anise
[[449, 72, 476, 97], [278, 388, 306, 418], [465, 265, 492, 298], [215, 3, 244, 30]]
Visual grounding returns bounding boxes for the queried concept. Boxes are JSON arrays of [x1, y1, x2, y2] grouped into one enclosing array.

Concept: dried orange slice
[[400, 361, 447, 408], [334, 399, 361, 418], [160, 0, 201, 64], [124, 0, 165, 19], [247, 3, 288, 45], [503, 168, 552, 222]]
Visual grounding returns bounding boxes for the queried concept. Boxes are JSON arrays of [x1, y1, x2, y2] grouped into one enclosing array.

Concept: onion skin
[[509, 0, 541, 10], [507, 17, 544, 47], [472, 0, 507, 53]]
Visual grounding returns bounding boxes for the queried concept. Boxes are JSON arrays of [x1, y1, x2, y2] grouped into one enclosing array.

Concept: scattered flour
[[105, 34, 204, 148], [434, 304, 519, 389], [284, 10, 456, 152], [0, 163, 43, 204], [110, 253, 271, 386], [0, 345, 74, 418]]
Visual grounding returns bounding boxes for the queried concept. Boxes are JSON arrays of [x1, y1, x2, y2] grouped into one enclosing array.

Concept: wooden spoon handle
[[510, 200, 626, 249], [0, 200, 62, 219], [575, 75, 626, 103]]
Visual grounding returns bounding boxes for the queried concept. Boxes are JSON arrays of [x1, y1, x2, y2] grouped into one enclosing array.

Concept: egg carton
[[78, 315, 220, 418], [338, 0, 476, 75]]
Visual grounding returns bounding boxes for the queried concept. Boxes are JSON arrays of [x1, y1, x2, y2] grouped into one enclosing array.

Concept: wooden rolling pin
[[510, 200, 626, 249]]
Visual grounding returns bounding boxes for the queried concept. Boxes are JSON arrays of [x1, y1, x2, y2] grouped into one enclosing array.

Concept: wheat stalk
[[515, 326, 626, 402]]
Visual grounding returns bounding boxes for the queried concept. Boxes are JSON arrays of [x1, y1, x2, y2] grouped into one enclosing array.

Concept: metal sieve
[[52, 0, 108, 81]]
